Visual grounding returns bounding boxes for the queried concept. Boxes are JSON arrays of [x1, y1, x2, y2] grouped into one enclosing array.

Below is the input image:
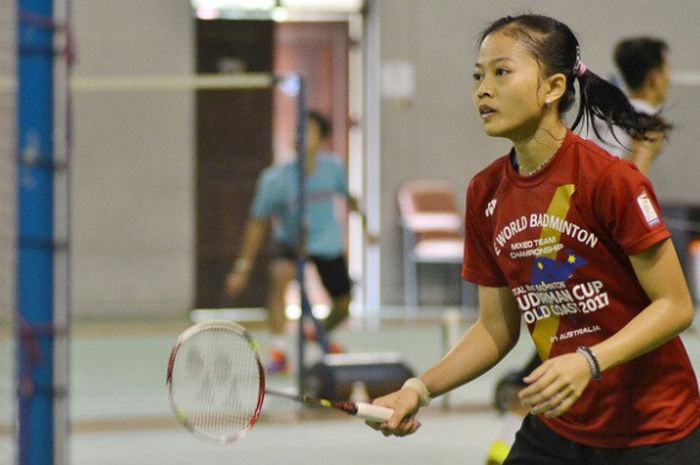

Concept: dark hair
[[614, 37, 668, 92], [307, 110, 332, 140], [479, 14, 670, 141]]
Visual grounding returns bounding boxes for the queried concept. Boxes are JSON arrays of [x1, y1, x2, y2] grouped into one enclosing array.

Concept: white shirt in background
[[585, 98, 660, 159]]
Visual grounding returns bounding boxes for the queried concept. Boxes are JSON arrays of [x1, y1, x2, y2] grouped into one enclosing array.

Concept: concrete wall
[[71, 1, 193, 318], [373, 0, 700, 304]]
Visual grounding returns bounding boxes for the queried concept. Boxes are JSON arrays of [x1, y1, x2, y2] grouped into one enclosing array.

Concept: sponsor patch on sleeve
[[636, 191, 660, 227]]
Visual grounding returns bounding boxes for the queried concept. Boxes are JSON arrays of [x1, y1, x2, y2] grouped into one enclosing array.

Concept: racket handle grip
[[354, 402, 394, 422]]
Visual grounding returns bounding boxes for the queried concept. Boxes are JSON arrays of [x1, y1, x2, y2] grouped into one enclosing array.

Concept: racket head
[[166, 320, 266, 444]]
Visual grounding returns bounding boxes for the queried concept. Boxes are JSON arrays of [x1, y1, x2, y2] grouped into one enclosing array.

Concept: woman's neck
[[512, 119, 568, 175]]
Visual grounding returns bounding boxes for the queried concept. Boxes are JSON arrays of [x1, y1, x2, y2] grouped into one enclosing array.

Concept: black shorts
[[505, 414, 700, 465], [273, 244, 352, 298]]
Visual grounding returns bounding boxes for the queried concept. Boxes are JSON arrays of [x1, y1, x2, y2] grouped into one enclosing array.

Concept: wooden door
[[195, 19, 350, 309], [195, 20, 274, 308], [273, 22, 349, 163]]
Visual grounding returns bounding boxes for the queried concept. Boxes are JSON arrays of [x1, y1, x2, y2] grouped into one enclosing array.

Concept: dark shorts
[[273, 244, 352, 298], [504, 414, 700, 465]]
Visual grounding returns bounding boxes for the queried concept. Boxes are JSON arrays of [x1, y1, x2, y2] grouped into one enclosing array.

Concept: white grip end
[[354, 402, 394, 422]]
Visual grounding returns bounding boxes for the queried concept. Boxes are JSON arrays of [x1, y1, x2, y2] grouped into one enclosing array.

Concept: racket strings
[[170, 326, 262, 442]]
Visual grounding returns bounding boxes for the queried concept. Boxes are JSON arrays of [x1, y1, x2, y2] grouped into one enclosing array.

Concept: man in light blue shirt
[[226, 111, 371, 372], [250, 148, 350, 259]]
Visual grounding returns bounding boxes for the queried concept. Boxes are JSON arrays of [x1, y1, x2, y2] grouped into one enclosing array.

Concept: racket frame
[[167, 320, 394, 445], [166, 320, 266, 444]]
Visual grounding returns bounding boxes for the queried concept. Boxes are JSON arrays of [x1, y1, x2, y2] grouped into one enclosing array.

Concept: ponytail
[[572, 68, 671, 142]]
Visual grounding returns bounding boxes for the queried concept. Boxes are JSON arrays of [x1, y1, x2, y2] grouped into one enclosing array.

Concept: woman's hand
[[365, 387, 423, 437], [517, 352, 591, 418]]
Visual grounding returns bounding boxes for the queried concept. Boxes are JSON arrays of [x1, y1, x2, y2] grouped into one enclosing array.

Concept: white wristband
[[402, 377, 431, 407]]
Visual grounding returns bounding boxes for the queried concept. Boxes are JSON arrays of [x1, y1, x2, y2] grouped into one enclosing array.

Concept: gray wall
[[374, 0, 700, 305], [72, 1, 193, 318]]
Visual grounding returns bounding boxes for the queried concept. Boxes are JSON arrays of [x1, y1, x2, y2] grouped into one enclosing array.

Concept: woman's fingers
[[543, 392, 577, 418], [518, 363, 556, 407], [380, 415, 421, 437], [365, 388, 422, 437], [519, 353, 591, 417], [528, 389, 567, 415]]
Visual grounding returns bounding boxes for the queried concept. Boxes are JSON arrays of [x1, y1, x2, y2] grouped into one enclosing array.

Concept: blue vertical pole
[[17, 0, 55, 464]]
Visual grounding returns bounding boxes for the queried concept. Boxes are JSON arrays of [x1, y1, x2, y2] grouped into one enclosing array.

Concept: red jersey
[[462, 131, 700, 448]]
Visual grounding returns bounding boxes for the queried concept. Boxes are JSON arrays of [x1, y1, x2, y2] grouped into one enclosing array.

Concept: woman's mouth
[[479, 105, 497, 120]]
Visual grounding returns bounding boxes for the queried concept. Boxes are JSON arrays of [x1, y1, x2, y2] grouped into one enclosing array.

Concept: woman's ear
[[542, 73, 568, 106]]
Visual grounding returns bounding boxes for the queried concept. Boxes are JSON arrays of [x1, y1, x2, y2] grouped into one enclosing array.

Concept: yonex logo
[[485, 199, 497, 217]]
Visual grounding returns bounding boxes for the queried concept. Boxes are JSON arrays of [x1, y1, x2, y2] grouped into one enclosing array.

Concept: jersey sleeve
[[249, 168, 276, 219], [593, 162, 670, 256], [461, 182, 508, 287]]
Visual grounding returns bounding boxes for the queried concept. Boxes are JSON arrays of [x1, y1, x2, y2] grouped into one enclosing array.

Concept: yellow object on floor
[[486, 439, 511, 465]]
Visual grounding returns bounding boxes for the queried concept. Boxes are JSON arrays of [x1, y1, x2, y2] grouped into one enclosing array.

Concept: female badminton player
[[368, 14, 700, 465]]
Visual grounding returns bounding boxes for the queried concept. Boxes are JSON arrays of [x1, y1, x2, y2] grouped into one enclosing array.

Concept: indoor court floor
[[2, 306, 700, 465]]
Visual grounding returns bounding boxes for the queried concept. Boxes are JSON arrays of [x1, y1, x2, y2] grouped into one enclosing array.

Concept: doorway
[[194, 17, 363, 313]]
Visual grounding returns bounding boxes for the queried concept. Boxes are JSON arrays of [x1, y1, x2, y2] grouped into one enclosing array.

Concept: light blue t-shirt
[[250, 153, 350, 258]]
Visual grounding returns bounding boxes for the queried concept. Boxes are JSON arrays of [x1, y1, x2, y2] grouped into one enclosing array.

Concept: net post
[[16, 1, 70, 464], [292, 74, 332, 399], [294, 75, 309, 398]]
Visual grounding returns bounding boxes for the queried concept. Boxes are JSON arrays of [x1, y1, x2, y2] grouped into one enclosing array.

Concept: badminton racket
[[166, 320, 394, 444]]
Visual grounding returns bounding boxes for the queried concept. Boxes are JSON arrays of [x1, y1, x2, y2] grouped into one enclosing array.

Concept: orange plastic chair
[[398, 179, 473, 312]]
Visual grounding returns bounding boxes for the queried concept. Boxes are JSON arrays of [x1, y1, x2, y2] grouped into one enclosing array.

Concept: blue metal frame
[[17, 1, 56, 464]]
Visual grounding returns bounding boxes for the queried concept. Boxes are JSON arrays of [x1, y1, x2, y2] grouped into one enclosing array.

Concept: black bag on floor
[[304, 352, 415, 402]]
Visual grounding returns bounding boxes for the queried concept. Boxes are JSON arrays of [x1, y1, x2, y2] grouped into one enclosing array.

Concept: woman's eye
[[495, 68, 508, 76], [472, 72, 482, 81]]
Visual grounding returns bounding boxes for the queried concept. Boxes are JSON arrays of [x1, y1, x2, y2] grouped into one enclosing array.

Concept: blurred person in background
[[226, 110, 371, 373], [589, 36, 671, 175]]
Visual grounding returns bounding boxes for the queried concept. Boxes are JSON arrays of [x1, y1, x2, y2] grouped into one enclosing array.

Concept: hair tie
[[577, 62, 587, 77], [572, 44, 586, 78]]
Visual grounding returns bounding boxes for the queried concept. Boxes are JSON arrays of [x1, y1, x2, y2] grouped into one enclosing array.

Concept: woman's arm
[[520, 238, 694, 418], [422, 285, 522, 396], [369, 285, 521, 436], [593, 238, 693, 371]]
